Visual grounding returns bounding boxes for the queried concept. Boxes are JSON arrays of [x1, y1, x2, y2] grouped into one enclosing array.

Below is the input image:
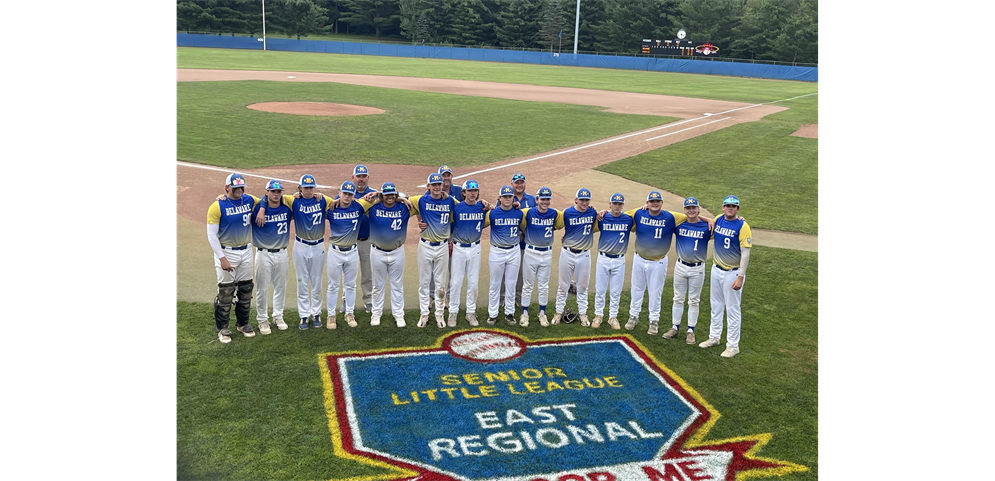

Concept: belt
[[457, 240, 481, 248], [420, 238, 443, 246], [527, 245, 551, 252], [261, 248, 286, 253], [331, 244, 356, 252], [679, 258, 703, 267], [296, 237, 323, 246], [494, 244, 516, 250], [222, 245, 248, 251], [714, 264, 739, 271], [372, 244, 398, 253], [599, 252, 621, 259], [358, 237, 369, 242], [564, 247, 584, 254]]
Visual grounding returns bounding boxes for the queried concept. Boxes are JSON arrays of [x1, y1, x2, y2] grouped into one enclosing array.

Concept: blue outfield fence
[[177, 33, 818, 82]]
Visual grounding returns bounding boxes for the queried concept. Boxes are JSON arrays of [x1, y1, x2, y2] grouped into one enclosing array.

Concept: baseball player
[[486, 186, 525, 325], [323, 181, 366, 329], [664, 197, 713, 344], [700, 195, 753, 358], [518, 186, 564, 327], [408, 173, 458, 328], [552, 188, 598, 326], [286, 174, 332, 330], [251, 180, 293, 334], [591, 193, 634, 330], [447, 179, 489, 327], [340, 165, 376, 314], [426, 165, 462, 313], [500, 172, 536, 309], [354, 182, 414, 327], [206, 173, 263, 343]]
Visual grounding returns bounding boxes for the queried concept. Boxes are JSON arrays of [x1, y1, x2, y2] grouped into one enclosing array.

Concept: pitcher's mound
[[247, 102, 386, 117]]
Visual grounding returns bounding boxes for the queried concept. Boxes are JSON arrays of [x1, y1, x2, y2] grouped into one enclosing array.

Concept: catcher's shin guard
[[235, 279, 254, 325], [215, 282, 236, 330]]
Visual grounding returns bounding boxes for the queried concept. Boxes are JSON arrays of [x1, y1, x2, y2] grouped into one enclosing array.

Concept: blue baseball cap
[[723, 195, 740, 206], [500, 185, 514, 196], [536, 187, 552, 199], [265, 180, 283, 191], [610, 192, 625, 203], [353, 165, 369, 176], [439, 165, 453, 175], [300, 174, 317, 188], [684, 197, 699, 207], [512, 173, 526, 182], [576, 188, 592, 200], [340, 181, 357, 195], [647, 191, 663, 201], [462, 179, 479, 191], [381, 182, 398, 195], [427, 173, 444, 185], [226, 173, 246, 188]]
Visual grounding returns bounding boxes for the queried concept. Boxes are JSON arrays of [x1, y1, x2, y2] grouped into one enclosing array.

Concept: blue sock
[[539, 305, 546, 313]]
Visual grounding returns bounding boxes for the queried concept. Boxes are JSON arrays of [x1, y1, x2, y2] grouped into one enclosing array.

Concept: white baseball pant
[[520, 246, 553, 310], [326, 244, 359, 315], [555, 248, 591, 314], [708, 265, 745, 348], [254, 247, 288, 323], [342, 239, 373, 311], [628, 253, 668, 324], [418, 240, 449, 315], [371, 245, 405, 320], [293, 239, 325, 319], [448, 241, 481, 313], [216, 245, 254, 284], [594, 252, 626, 318], [488, 246, 521, 318], [672, 260, 706, 329]]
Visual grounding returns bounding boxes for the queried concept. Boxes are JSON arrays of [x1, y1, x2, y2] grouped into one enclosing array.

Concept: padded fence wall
[[177, 33, 818, 82]]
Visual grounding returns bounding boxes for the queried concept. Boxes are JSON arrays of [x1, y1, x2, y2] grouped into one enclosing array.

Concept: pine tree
[[415, 10, 431, 43], [537, 0, 564, 50]]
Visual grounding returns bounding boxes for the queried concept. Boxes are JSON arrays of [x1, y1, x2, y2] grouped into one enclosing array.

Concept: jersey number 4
[[390, 219, 402, 231]]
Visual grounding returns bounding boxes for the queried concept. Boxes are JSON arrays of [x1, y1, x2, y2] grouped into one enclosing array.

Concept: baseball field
[[177, 46, 818, 480]]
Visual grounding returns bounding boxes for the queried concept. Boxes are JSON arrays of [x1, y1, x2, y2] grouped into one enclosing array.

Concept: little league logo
[[320, 331, 807, 481]]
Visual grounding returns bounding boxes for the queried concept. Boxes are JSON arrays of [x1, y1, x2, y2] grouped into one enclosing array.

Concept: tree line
[[177, 0, 817, 64]]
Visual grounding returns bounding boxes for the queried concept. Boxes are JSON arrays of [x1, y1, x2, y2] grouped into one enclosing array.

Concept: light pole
[[262, 0, 267, 51], [573, 0, 580, 54]]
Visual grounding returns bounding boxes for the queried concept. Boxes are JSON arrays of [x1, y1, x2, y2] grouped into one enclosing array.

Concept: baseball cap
[[610, 192, 625, 203], [381, 182, 398, 195], [353, 165, 369, 176], [536, 187, 552, 199], [512, 173, 526, 182], [427, 173, 444, 185], [723, 195, 740, 206], [226, 173, 246, 188], [647, 191, 663, 201], [499, 185, 514, 196], [439, 165, 453, 175], [300, 174, 317, 188], [684, 197, 699, 207], [576, 188, 592, 200], [462, 179, 479, 191], [265, 180, 283, 191], [340, 181, 357, 195]]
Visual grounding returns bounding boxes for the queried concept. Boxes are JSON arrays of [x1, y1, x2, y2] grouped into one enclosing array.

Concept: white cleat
[[551, 312, 562, 325], [448, 312, 458, 327], [720, 346, 740, 358], [417, 314, 429, 328], [259, 321, 272, 335], [538, 312, 549, 327], [436, 312, 446, 328], [274, 319, 288, 330], [519, 313, 530, 327], [345, 313, 357, 328], [466, 313, 479, 327], [395, 316, 406, 328], [371, 314, 381, 326], [647, 323, 659, 335], [625, 317, 638, 330], [590, 316, 603, 329], [699, 338, 721, 348]]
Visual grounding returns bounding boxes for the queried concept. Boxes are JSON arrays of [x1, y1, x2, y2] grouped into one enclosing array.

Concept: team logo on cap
[[648, 191, 662, 201], [512, 173, 526, 182], [500, 185, 514, 196], [439, 165, 452, 174], [723, 195, 739, 206], [341, 181, 357, 194], [611, 193, 624, 203], [576, 188, 591, 199], [301, 175, 316, 186], [381, 182, 397, 194], [463, 180, 479, 190], [266, 180, 283, 191], [537, 187, 552, 199], [428, 173, 444, 184], [684, 197, 699, 207], [230, 177, 245, 186], [354, 165, 368, 175]]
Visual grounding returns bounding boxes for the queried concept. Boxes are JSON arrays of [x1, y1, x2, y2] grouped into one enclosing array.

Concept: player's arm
[[519, 208, 530, 230], [282, 194, 295, 208], [483, 210, 491, 228], [554, 210, 565, 230], [624, 208, 639, 218], [205, 202, 231, 271]]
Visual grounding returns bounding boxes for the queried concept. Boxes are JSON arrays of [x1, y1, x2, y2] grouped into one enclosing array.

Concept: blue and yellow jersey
[[422, 184, 462, 199], [250, 199, 291, 250], [520, 207, 564, 247], [596, 211, 635, 256], [359, 198, 413, 252], [409, 194, 457, 243], [626, 209, 688, 261], [560, 206, 599, 251], [451, 201, 487, 244], [675, 219, 711, 264], [485, 207, 524, 248], [354, 186, 377, 239], [284, 194, 332, 241], [712, 217, 753, 270], [207, 195, 261, 247], [326, 200, 366, 248], [515, 193, 537, 249]]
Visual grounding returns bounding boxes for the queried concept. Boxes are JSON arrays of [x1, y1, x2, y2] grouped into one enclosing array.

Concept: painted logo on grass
[[320, 331, 807, 481]]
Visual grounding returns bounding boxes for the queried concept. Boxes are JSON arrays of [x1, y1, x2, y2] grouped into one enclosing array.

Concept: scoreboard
[[641, 39, 720, 57]]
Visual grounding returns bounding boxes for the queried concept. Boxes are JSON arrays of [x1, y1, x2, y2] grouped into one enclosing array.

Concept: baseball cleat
[[345, 313, 357, 328], [662, 328, 678, 339], [313, 316, 323, 329], [686, 331, 696, 345], [519, 313, 530, 327], [505, 314, 516, 325], [371, 314, 381, 326], [579, 314, 590, 327], [274, 319, 288, 330], [325, 315, 335, 329], [551, 312, 562, 325], [625, 317, 638, 330], [538, 312, 549, 327], [259, 321, 272, 335], [299, 318, 309, 330], [466, 313, 479, 327], [238, 324, 256, 338], [608, 317, 620, 330], [448, 312, 458, 327], [699, 338, 721, 348], [590, 316, 603, 329], [395, 316, 406, 328], [487, 317, 497, 325], [436, 312, 446, 328], [647, 323, 658, 335], [417, 314, 429, 328], [720, 347, 740, 358], [365, 304, 372, 314], [218, 328, 232, 344]]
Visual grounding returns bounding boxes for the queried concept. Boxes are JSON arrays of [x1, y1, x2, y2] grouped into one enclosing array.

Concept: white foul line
[[643, 117, 732, 141], [769, 92, 818, 104], [176, 161, 335, 189]]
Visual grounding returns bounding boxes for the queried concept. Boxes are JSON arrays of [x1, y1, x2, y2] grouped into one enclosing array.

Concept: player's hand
[[597, 209, 608, 221], [216, 194, 226, 201], [732, 276, 744, 291], [706, 218, 715, 231], [363, 192, 378, 202], [481, 200, 491, 211], [400, 198, 412, 209], [641, 204, 649, 211], [512, 201, 520, 209], [293, 192, 302, 199], [441, 192, 449, 199], [255, 208, 266, 227], [738, 216, 746, 221], [418, 221, 428, 231], [313, 193, 321, 200], [220, 257, 234, 272]]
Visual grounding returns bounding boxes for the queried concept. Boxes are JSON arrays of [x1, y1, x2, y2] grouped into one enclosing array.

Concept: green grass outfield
[[176, 48, 819, 480]]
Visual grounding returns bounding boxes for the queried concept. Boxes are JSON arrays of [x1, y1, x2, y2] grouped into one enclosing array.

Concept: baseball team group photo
[[176, 2, 818, 479]]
